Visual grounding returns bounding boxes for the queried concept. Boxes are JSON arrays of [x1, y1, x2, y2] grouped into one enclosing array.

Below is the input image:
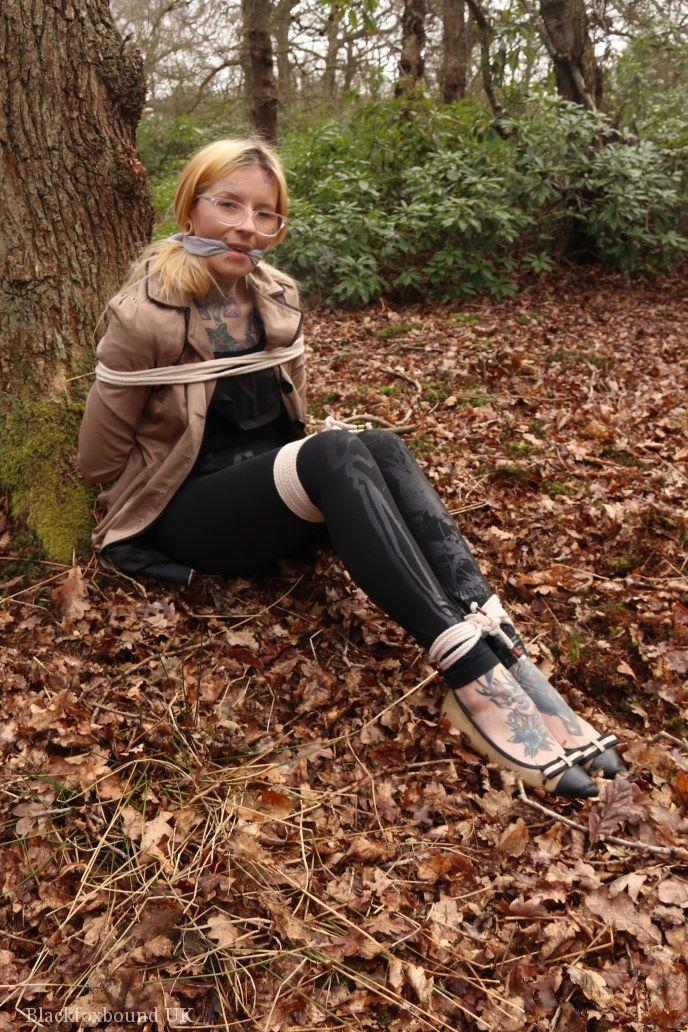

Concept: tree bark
[[241, 0, 278, 143], [274, 0, 297, 107], [323, 9, 341, 100], [441, 0, 467, 102], [539, 0, 605, 111], [464, 0, 507, 121], [395, 0, 427, 96], [0, 0, 152, 560]]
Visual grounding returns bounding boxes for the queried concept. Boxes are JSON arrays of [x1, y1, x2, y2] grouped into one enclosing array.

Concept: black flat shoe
[[564, 734, 626, 779], [443, 688, 600, 799]]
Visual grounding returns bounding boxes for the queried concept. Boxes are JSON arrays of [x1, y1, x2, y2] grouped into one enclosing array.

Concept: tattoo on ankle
[[507, 709, 555, 757], [473, 667, 528, 711], [513, 657, 584, 737]]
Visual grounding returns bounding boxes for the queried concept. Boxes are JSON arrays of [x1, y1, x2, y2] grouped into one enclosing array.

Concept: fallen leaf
[[588, 778, 640, 843], [406, 963, 433, 1005], [498, 818, 529, 857], [585, 888, 661, 945], [657, 877, 688, 908], [50, 565, 87, 624], [569, 964, 612, 1008], [206, 911, 239, 948]]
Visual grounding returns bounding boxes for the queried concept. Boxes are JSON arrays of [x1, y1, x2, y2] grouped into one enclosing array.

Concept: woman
[[78, 137, 626, 799]]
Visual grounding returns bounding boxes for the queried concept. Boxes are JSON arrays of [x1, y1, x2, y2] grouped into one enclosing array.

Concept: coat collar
[[144, 261, 302, 359]]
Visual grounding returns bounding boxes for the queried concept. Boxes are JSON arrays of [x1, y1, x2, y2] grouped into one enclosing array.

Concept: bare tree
[[395, 0, 428, 94], [441, 0, 468, 100], [539, 0, 605, 109], [0, 0, 152, 559], [242, 0, 279, 140], [464, 0, 509, 121], [274, 0, 300, 103]]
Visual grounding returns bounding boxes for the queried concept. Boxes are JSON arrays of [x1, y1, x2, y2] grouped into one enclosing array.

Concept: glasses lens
[[254, 212, 283, 236], [208, 198, 284, 236]]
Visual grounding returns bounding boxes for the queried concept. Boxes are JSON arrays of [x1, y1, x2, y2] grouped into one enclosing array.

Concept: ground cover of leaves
[[1, 261, 688, 1030]]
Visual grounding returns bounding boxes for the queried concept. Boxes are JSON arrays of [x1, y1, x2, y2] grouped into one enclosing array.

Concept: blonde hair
[[119, 136, 289, 306]]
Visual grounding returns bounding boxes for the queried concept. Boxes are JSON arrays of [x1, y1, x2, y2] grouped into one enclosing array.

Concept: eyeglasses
[[195, 194, 287, 237]]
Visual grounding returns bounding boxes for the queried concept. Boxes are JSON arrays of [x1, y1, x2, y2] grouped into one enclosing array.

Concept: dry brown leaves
[[1, 261, 687, 1029]]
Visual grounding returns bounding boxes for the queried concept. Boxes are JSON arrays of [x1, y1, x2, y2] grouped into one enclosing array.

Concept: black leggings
[[150, 429, 513, 687]]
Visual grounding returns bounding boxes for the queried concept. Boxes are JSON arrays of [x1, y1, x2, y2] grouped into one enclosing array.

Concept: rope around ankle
[[468, 595, 522, 657], [429, 594, 520, 670]]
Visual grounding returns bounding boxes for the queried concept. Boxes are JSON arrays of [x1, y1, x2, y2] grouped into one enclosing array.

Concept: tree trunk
[[241, 0, 278, 143], [344, 36, 356, 93], [395, 0, 427, 96], [323, 9, 341, 100], [0, 0, 152, 561], [274, 0, 297, 107], [539, 0, 605, 111], [464, 0, 507, 123], [441, 0, 467, 102]]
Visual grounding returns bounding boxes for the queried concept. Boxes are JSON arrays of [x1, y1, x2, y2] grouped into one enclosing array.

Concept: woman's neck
[[203, 277, 250, 306]]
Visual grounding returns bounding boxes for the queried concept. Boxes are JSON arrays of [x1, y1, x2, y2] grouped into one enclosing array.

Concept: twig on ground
[[377, 363, 423, 394], [648, 729, 688, 751], [0, 555, 69, 567], [517, 780, 688, 860], [0, 570, 67, 606]]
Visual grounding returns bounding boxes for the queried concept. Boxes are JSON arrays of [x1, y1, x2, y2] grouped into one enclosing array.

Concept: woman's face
[[189, 164, 280, 287]]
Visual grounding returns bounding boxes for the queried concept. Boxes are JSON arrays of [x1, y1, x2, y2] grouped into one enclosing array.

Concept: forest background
[[1, 0, 688, 553], [1, 1, 688, 1029]]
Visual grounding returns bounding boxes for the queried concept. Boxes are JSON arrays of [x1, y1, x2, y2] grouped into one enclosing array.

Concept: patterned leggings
[[149, 429, 523, 686]]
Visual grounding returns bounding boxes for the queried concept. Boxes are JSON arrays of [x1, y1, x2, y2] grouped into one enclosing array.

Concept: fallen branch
[[648, 729, 688, 752], [517, 780, 688, 860], [377, 364, 423, 394]]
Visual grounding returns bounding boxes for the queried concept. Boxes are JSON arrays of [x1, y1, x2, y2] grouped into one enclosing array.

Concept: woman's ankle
[[448, 664, 562, 764], [509, 653, 600, 747]]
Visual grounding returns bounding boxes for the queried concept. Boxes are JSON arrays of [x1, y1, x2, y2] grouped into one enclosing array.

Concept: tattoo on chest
[[196, 302, 262, 353]]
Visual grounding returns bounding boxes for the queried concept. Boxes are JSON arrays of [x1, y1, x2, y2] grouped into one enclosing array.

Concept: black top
[[191, 308, 293, 476]]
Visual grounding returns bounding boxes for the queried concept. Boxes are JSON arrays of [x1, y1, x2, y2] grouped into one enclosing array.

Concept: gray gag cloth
[[169, 232, 265, 267]]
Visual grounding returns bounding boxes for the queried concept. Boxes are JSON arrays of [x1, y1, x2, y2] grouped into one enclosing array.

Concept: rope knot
[[464, 595, 521, 657], [466, 601, 503, 638]]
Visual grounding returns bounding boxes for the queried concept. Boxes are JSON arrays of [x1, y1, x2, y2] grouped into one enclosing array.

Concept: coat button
[[280, 379, 294, 393]]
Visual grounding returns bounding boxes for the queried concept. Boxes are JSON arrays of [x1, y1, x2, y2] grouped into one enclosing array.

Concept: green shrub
[[143, 90, 688, 306]]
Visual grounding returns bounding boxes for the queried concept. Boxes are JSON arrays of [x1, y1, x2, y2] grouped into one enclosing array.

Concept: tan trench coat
[[77, 261, 309, 569]]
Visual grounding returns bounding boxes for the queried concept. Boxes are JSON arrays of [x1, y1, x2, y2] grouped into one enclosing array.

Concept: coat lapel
[[247, 267, 303, 350], [145, 262, 302, 357]]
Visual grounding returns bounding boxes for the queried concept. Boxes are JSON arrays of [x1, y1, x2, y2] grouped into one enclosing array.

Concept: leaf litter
[[1, 261, 688, 1029]]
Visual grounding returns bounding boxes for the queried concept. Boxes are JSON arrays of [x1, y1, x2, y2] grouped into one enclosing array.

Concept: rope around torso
[[95, 336, 305, 386]]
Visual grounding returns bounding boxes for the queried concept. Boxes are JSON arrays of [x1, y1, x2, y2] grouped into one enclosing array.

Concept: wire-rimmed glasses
[[195, 194, 287, 237]]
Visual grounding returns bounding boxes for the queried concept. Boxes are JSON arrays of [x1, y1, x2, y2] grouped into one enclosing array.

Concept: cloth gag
[[170, 232, 265, 267]]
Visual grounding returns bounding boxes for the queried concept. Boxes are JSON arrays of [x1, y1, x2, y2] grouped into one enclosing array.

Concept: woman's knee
[[295, 428, 377, 498], [297, 428, 370, 471], [359, 428, 411, 463], [273, 430, 371, 523]]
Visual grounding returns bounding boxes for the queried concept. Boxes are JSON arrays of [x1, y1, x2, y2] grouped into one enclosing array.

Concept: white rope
[[429, 621, 482, 670], [273, 440, 325, 523], [467, 593, 519, 655], [95, 337, 305, 386], [323, 415, 373, 432], [428, 593, 517, 671]]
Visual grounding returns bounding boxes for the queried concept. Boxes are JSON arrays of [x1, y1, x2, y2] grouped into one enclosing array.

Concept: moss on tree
[[0, 394, 95, 562]]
